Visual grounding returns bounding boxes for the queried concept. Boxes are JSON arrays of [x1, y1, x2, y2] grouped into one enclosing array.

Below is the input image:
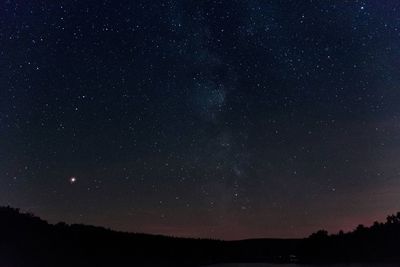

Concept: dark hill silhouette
[[299, 212, 400, 263], [1, 206, 400, 266]]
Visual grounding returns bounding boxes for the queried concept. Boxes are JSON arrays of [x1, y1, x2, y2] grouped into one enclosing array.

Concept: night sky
[[1, 0, 400, 240]]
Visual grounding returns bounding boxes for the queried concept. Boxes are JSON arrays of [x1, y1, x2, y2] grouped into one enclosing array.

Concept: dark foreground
[[1, 206, 400, 267], [209, 264, 399, 267]]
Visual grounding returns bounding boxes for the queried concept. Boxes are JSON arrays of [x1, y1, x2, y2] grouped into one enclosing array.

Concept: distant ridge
[[1, 206, 400, 266]]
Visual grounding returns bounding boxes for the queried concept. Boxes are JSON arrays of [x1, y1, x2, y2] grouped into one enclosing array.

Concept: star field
[[1, 0, 400, 240]]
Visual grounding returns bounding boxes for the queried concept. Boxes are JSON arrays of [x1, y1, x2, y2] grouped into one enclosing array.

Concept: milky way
[[1, 0, 400, 240]]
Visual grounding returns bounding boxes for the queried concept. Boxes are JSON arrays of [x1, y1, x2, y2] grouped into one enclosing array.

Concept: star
[[2, 0, 399, 241]]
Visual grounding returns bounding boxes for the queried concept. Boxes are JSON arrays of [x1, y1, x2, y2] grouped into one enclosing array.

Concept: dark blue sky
[[1, 0, 400, 239]]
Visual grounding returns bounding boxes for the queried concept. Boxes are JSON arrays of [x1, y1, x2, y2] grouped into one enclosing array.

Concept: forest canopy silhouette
[[1, 206, 400, 266]]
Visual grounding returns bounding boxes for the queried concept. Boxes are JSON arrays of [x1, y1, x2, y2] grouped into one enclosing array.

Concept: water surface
[[208, 264, 397, 267]]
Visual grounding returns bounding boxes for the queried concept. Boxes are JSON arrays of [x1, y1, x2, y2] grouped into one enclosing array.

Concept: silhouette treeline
[[1, 206, 400, 266], [299, 212, 400, 263]]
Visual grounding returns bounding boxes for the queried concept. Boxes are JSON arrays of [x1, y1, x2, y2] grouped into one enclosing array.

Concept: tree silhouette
[[1, 206, 400, 266], [309, 229, 328, 239]]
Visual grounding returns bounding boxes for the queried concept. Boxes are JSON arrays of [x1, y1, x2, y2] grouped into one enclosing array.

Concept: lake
[[207, 264, 398, 267]]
